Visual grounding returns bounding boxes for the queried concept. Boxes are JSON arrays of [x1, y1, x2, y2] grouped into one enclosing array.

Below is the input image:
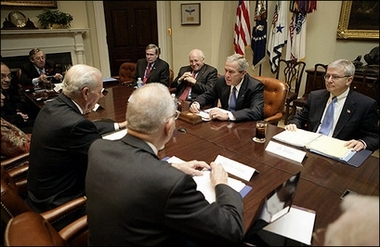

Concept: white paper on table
[[214, 155, 256, 181], [102, 129, 128, 140]]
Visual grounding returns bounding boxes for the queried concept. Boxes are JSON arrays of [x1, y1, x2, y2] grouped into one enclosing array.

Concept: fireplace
[[1, 28, 88, 71]]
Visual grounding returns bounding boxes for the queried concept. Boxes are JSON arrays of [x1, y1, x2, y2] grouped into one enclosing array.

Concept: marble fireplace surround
[[1, 28, 89, 68]]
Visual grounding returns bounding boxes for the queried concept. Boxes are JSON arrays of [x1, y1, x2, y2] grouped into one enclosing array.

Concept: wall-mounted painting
[[1, 1, 57, 8], [337, 1, 379, 40]]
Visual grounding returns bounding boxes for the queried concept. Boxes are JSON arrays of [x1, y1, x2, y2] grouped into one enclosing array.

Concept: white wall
[[1, 1, 378, 96]]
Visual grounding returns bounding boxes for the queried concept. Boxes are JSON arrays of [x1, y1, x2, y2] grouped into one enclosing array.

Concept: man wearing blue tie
[[189, 54, 264, 122], [285, 59, 379, 152]]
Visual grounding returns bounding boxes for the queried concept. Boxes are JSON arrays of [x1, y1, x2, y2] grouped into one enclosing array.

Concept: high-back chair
[[292, 63, 327, 116], [1, 166, 87, 245], [118, 62, 136, 85], [254, 76, 289, 125], [275, 59, 306, 124], [4, 211, 88, 246]]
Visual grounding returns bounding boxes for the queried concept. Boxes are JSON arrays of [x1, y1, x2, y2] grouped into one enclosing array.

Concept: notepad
[[272, 129, 372, 167]]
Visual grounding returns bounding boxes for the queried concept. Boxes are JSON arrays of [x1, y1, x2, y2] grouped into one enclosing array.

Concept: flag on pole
[[234, 1, 251, 56], [251, 0, 267, 68], [285, 1, 317, 61], [267, 1, 288, 73]]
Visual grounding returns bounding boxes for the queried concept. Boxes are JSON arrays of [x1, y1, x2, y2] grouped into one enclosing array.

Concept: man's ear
[[81, 86, 89, 98], [164, 118, 175, 136]]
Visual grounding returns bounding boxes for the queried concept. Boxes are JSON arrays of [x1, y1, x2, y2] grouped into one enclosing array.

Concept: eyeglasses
[[1, 73, 13, 80], [173, 110, 180, 120], [323, 74, 350, 81]]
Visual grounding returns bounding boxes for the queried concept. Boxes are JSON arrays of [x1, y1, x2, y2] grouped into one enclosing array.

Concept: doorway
[[103, 1, 158, 76]]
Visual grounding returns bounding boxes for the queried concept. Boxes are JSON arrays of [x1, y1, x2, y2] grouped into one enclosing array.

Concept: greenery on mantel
[[37, 9, 73, 29]]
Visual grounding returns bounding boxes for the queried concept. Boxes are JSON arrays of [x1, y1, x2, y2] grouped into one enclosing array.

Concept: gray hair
[[146, 44, 160, 55], [227, 54, 249, 72], [189, 49, 205, 60], [328, 59, 355, 76], [62, 64, 102, 98], [126, 83, 174, 134]]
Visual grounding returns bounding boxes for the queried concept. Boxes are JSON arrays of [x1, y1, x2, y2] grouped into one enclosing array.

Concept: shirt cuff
[[227, 111, 236, 121], [359, 139, 367, 149], [114, 123, 119, 130]]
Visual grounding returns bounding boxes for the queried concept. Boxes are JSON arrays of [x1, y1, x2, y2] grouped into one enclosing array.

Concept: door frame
[[92, 1, 171, 77]]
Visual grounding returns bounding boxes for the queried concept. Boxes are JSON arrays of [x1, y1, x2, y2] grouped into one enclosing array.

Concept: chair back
[[276, 59, 306, 96], [311, 63, 328, 93], [169, 68, 174, 88], [119, 62, 136, 85], [254, 76, 288, 125]]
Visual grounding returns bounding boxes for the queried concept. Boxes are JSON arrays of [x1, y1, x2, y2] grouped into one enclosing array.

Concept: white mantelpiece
[[1, 28, 89, 64]]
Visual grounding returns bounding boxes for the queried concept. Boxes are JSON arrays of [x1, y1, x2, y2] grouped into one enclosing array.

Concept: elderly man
[[26, 64, 127, 230], [171, 48, 218, 101], [190, 54, 264, 122], [86, 83, 244, 246]]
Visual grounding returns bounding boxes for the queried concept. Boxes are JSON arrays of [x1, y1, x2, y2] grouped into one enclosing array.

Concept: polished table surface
[[33, 84, 380, 244]]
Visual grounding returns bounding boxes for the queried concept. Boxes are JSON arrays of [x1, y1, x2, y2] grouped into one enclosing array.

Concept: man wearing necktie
[[171, 49, 218, 101], [132, 44, 170, 87], [285, 59, 379, 152], [189, 54, 264, 122], [20, 48, 63, 86]]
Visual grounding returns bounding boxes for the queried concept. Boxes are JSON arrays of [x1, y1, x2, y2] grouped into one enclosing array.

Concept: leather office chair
[[1, 165, 87, 245], [4, 211, 88, 246], [254, 76, 288, 125], [1, 152, 30, 197], [118, 62, 136, 85], [292, 63, 327, 118], [275, 59, 306, 124]]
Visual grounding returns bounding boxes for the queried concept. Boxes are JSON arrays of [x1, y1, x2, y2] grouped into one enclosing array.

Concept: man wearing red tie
[[20, 48, 63, 86], [171, 49, 218, 101], [132, 44, 170, 87]]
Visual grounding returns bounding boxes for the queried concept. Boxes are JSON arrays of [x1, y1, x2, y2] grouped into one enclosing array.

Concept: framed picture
[[1, 1, 57, 8], [181, 3, 201, 25], [337, 1, 379, 40]]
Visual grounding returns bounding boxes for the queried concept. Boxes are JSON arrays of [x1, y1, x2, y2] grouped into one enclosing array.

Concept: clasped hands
[[179, 72, 196, 84], [39, 73, 63, 83], [171, 161, 228, 185], [285, 124, 366, 151]]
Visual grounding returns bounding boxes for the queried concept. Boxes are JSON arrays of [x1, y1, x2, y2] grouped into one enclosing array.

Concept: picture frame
[[337, 1, 379, 40], [1, 1, 57, 8], [181, 3, 201, 26]]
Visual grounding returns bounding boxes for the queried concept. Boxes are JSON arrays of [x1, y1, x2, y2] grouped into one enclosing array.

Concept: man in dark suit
[[132, 43, 170, 87], [26, 64, 127, 230], [190, 54, 264, 122], [20, 48, 63, 86], [286, 59, 379, 152], [171, 49, 218, 100], [86, 83, 244, 246]]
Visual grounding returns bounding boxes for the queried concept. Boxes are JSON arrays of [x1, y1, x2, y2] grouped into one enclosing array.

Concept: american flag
[[234, 1, 251, 55]]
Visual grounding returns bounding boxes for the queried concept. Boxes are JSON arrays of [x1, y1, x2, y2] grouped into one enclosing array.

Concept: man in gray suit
[[171, 49, 218, 101], [285, 59, 379, 152], [86, 83, 244, 246], [26, 64, 127, 229]]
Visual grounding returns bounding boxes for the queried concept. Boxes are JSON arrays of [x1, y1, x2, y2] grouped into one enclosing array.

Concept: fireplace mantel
[[1, 28, 89, 64]]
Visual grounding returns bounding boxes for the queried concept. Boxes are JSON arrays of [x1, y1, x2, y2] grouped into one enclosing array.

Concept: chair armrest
[[1, 152, 29, 170], [40, 196, 87, 223], [264, 112, 283, 125], [59, 215, 88, 244]]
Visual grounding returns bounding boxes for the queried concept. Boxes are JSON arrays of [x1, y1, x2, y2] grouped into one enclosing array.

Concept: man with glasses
[[132, 44, 170, 87], [285, 59, 379, 152], [189, 53, 264, 122], [86, 83, 244, 246], [20, 48, 63, 86]]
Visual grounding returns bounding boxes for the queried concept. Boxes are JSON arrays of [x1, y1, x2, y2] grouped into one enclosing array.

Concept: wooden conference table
[[26, 83, 379, 244]]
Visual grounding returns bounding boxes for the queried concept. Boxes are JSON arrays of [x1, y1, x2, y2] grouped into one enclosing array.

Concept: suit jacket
[[26, 93, 116, 213], [171, 64, 218, 100], [86, 134, 244, 246], [20, 60, 61, 86], [194, 74, 264, 121], [288, 89, 379, 151], [132, 58, 170, 87]]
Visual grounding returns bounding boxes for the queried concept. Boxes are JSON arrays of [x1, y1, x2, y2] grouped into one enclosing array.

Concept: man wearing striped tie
[[189, 54, 264, 122], [285, 59, 379, 152]]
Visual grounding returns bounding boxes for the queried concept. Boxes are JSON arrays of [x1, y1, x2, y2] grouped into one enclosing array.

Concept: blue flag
[[251, 0, 267, 68]]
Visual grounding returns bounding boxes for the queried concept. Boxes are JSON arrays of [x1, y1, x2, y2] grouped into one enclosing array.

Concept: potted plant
[[37, 9, 73, 29]]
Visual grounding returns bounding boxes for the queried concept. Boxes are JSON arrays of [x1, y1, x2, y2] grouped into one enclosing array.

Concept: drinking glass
[[253, 121, 268, 143]]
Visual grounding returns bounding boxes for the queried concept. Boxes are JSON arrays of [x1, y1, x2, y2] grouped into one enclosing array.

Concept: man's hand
[[171, 160, 210, 176], [210, 162, 228, 186], [284, 123, 298, 131]]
